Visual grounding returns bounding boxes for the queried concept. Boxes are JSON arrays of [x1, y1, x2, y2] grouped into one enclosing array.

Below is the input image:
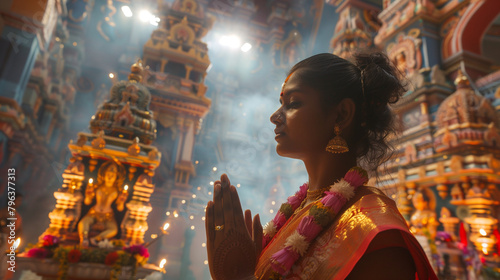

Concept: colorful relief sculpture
[[78, 161, 127, 246]]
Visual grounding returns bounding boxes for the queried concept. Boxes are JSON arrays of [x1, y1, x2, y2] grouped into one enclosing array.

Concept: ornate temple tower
[[139, 0, 213, 276], [327, 0, 382, 58], [42, 61, 161, 246], [368, 0, 500, 276]]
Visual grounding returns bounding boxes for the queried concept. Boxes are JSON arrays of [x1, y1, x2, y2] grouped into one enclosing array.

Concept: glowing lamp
[[241, 42, 252, 52], [121, 6, 133, 17], [159, 258, 167, 269]]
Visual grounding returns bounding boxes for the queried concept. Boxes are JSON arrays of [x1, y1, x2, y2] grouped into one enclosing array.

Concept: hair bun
[[355, 52, 405, 105]]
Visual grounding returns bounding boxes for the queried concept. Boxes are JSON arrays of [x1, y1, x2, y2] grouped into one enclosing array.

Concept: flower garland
[[263, 167, 368, 278]]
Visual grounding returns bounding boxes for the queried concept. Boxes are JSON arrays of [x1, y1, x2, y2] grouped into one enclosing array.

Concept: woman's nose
[[270, 110, 283, 124]]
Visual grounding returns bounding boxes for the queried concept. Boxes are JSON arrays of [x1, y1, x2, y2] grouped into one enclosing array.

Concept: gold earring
[[326, 125, 349, 153]]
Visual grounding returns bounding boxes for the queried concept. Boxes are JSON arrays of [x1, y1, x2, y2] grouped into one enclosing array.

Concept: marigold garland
[[263, 167, 368, 278]]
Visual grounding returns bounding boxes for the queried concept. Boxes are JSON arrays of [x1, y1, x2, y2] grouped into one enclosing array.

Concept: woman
[[205, 53, 437, 279]]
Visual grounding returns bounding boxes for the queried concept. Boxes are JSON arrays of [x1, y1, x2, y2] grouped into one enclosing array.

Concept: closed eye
[[286, 101, 301, 109]]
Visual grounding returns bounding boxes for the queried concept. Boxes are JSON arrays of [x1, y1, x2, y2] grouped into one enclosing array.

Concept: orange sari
[[255, 187, 437, 280]]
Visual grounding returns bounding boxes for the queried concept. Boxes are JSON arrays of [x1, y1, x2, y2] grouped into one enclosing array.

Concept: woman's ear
[[336, 98, 356, 129]]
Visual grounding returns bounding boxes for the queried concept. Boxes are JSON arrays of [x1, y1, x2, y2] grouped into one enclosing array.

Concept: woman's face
[[270, 71, 336, 159]]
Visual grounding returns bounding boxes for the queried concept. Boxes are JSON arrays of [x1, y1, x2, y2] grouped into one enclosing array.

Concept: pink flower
[[27, 248, 51, 258], [321, 192, 347, 213], [296, 216, 322, 242], [41, 235, 60, 247], [344, 167, 368, 187], [287, 193, 304, 209], [272, 211, 287, 229], [297, 183, 308, 200], [270, 246, 300, 275], [124, 245, 149, 258]]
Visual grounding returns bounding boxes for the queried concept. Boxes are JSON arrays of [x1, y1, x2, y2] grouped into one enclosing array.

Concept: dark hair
[[288, 52, 405, 172]]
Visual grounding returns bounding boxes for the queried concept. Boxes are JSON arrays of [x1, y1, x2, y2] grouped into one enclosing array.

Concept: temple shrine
[[0, 0, 499, 279]]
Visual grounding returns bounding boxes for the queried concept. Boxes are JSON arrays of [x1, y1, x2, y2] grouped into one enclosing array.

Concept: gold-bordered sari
[[255, 186, 437, 280]]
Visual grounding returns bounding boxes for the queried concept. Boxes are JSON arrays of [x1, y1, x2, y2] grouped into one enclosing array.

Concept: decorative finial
[[128, 59, 144, 83], [454, 69, 470, 89]]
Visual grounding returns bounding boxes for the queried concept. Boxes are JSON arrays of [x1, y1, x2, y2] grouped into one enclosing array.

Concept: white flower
[[329, 179, 355, 200], [263, 221, 277, 237], [97, 239, 114, 249], [285, 231, 309, 256]]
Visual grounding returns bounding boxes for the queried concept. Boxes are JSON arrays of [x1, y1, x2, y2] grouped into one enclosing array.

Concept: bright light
[[189, 215, 194, 220], [482, 243, 488, 248], [208, 191, 212, 195], [237, 184, 241, 188], [190, 225, 195, 230], [482, 247, 488, 255], [192, 194, 196, 198], [271, 201, 275, 205], [139, 10, 153, 22], [269, 209, 274, 214], [181, 200, 186, 204], [202, 216, 205, 221], [163, 223, 170, 231], [121, 6, 133, 17], [241, 42, 252, 52], [124, 185, 128, 191], [212, 167, 217, 171], [479, 228, 487, 236], [150, 16, 160, 26], [151, 234, 158, 239], [204, 260, 208, 265], [109, 73, 114, 78], [88, 178, 93, 184], [219, 35, 241, 49], [159, 258, 167, 269], [13, 238, 20, 250], [209, 181, 214, 185], [202, 243, 206, 247], [173, 212, 179, 218], [166, 211, 170, 216]]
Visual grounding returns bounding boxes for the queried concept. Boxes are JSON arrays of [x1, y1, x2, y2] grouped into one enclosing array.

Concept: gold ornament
[[326, 125, 349, 153]]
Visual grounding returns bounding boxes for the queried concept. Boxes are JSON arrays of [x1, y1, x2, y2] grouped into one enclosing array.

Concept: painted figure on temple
[[410, 189, 439, 239], [78, 161, 127, 246]]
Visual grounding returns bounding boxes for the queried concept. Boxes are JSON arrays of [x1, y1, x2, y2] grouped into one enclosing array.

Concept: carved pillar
[[121, 172, 155, 244], [42, 157, 85, 238], [463, 181, 499, 255]]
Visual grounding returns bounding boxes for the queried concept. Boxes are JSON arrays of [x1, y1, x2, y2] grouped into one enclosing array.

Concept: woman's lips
[[275, 132, 285, 139]]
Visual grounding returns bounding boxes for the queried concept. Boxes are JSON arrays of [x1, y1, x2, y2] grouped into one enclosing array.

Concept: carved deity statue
[[410, 190, 439, 239], [78, 161, 127, 246]]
